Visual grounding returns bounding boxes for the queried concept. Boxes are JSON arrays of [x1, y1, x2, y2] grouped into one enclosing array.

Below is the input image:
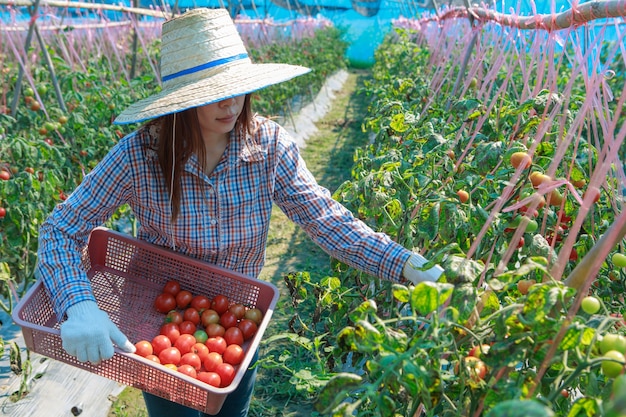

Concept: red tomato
[[177, 364, 197, 378], [174, 334, 197, 355], [238, 319, 258, 340], [216, 363, 236, 387], [163, 363, 177, 371], [197, 371, 221, 387], [206, 323, 225, 338], [165, 310, 183, 325], [176, 290, 193, 309], [203, 351, 224, 372], [211, 295, 229, 314], [205, 336, 227, 355], [183, 308, 201, 325], [160, 322, 181, 344], [244, 308, 263, 325], [158, 346, 181, 365], [180, 352, 202, 370], [229, 304, 246, 320], [151, 335, 172, 355], [223, 344, 244, 366], [201, 309, 220, 327], [154, 292, 177, 313], [179, 320, 197, 335], [224, 327, 244, 346], [191, 342, 210, 362], [145, 354, 161, 364], [219, 311, 238, 329], [134, 340, 154, 357], [162, 280, 181, 296], [191, 295, 211, 311]]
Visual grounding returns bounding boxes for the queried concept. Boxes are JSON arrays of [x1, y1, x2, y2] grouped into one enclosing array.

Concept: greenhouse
[[1, 0, 626, 416]]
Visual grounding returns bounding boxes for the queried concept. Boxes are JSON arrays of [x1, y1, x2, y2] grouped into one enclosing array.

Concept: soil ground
[[107, 68, 372, 417]]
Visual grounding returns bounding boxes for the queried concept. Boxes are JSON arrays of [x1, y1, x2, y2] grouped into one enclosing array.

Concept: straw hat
[[114, 8, 311, 124]]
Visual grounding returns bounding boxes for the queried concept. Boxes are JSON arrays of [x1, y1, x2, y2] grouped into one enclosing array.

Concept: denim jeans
[[143, 351, 258, 417]]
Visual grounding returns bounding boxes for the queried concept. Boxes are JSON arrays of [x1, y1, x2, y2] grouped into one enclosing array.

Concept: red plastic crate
[[12, 227, 279, 414]]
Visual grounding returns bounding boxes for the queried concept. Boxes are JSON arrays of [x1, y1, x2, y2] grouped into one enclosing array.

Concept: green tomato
[[612, 253, 626, 268], [601, 350, 625, 378], [600, 334, 626, 355], [581, 296, 601, 315]]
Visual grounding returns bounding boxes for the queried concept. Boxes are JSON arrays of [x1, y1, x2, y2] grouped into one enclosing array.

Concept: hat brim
[[113, 63, 311, 125]]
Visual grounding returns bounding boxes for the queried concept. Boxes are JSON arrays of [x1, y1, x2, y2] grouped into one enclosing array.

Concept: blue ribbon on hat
[[162, 53, 249, 82]]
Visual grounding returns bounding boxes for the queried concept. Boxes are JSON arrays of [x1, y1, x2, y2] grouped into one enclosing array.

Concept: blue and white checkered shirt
[[37, 116, 410, 317]]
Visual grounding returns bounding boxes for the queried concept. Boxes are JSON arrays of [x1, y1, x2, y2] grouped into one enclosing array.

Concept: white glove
[[402, 253, 444, 284], [60, 300, 136, 363]]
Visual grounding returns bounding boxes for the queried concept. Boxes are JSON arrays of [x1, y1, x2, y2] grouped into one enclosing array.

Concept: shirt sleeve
[[271, 129, 411, 281], [37, 137, 135, 318]]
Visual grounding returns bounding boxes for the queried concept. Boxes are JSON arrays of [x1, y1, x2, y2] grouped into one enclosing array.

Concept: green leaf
[[392, 284, 410, 303], [314, 372, 363, 414], [443, 255, 484, 284], [410, 281, 454, 316], [567, 397, 600, 417]]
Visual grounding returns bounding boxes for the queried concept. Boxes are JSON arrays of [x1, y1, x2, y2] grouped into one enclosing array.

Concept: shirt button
[[210, 219, 217, 225]]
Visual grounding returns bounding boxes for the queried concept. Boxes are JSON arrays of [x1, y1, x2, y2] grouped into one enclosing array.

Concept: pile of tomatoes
[[133, 280, 264, 388]]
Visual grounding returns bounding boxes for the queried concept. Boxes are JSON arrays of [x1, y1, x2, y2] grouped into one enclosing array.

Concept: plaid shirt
[[37, 116, 410, 317]]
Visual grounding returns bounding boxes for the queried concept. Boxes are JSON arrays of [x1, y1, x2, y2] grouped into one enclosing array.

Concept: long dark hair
[[157, 95, 253, 221]]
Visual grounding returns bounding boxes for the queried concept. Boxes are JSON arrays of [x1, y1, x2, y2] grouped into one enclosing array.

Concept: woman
[[36, 8, 442, 417]]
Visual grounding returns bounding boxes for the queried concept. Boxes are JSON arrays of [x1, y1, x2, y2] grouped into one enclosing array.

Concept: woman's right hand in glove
[[60, 300, 136, 364]]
